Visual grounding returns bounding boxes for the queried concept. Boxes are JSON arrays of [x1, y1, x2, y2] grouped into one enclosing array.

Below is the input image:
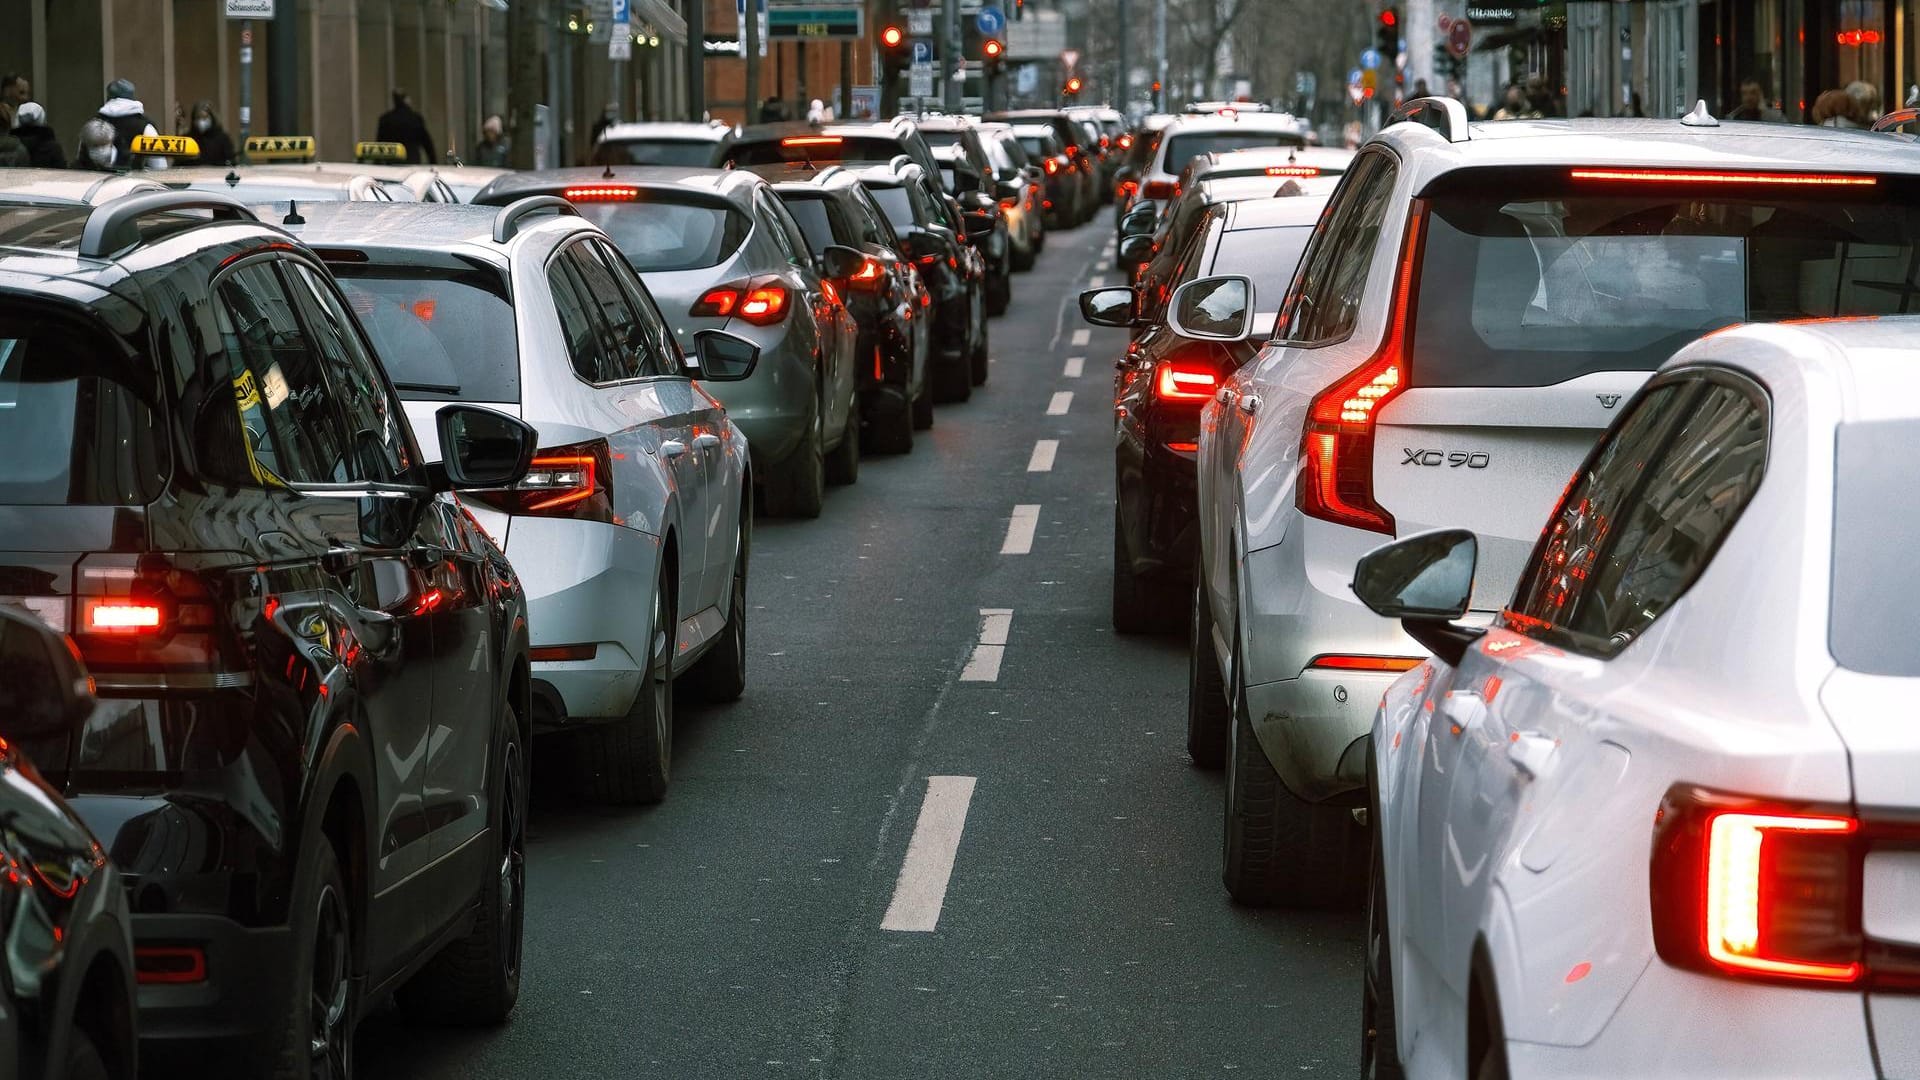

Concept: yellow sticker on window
[[232, 368, 262, 411]]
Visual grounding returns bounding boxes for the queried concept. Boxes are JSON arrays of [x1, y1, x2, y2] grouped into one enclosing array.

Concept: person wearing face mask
[[186, 101, 235, 165], [11, 102, 64, 168], [74, 118, 120, 171]]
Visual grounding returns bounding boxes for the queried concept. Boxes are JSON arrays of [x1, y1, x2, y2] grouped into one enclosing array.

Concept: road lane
[[356, 209, 1360, 1079]]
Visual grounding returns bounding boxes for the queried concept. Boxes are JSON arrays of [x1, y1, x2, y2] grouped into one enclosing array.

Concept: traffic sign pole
[[943, 0, 962, 112]]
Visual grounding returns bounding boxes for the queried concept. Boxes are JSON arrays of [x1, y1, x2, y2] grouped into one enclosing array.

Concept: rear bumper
[[132, 913, 292, 1055], [506, 517, 660, 721]]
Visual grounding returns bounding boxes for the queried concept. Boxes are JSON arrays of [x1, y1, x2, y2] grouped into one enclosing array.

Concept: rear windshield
[[919, 131, 965, 150], [1162, 131, 1305, 169], [865, 185, 915, 231], [571, 200, 751, 272], [332, 269, 520, 403], [590, 139, 720, 167], [727, 137, 903, 168], [0, 305, 166, 505], [1213, 226, 1313, 311], [1017, 137, 1053, 159], [1830, 418, 1920, 677], [779, 194, 839, 253], [1412, 173, 1920, 387]]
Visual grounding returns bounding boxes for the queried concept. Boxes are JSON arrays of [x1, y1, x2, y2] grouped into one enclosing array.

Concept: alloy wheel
[[651, 584, 672, 767], [309, 882, 351, 1079], [498, 738, 527, 982]]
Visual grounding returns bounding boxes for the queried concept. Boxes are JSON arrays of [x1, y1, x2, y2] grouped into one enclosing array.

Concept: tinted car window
[[286, 264, 410, 481], [1161, 130, 1306, 169], [549, 259, 620, 385], [1213, 225, 1314, 312], [866, 185, 915, 231], [571, 199, 751, 272], [1278, 152, 1395, 345], [780, 194, 838, 253], [590, 238, 679, 378], [0, 305, 166, 505], [591, 138, 722, 167], [848, 187, 897, 245], [212, 261, 354, 486], [334, 267, 521, 403], [1830, 417, 1920, 677], [564, 243, 645, 382]]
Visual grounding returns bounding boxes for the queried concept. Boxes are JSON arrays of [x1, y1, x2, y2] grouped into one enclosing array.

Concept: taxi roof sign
[[246, 135, 316, 161], [131, 134, 200, 158], [354, 141, 407, 163]]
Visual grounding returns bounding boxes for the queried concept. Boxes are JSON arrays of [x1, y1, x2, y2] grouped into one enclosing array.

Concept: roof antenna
[[224, 170, 241, 187], [1680, 100, 1720, 127], [282, 199, 306, 227], [602, 163, 616, 179]]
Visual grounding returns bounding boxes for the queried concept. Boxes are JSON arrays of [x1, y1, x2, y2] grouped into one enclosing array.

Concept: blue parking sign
[[911, 39, 934, 65]]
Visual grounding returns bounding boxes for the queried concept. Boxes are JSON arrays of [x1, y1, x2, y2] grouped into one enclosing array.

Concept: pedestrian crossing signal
[[130, 134, 200, 157], [245, 135, 316, 162], [354, 141, 407, 163]]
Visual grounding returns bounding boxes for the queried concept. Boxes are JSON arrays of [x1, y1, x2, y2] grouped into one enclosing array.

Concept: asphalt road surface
[[356, 209, 1363, 1080]]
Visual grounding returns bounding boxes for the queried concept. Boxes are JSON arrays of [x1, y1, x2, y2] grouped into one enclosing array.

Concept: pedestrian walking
[[1727, 78, 1785, 121], [187, 100, 236, 165], [0, 104, 29, 167], [96, 79, 160, 164], [74, 118, 120, 171], [1491, 84, 1536, 120], [376, 89, 437, 164], [12, 102, 64, 168], [474, 114, 510, 167]]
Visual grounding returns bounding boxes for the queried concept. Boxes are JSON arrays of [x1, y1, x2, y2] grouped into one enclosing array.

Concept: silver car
[[474, 167, 863, 518]]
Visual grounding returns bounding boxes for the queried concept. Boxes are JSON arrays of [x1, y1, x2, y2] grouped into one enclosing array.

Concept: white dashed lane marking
[[1000, 505, 1040, 554], [880, 775, 979, 932], [1064, 356, 1084, 378], [1071, 328, 1091, 346], [1088, 275, 1107, 288], [1027, 439, 1058, 472], [1046, 391, 1073, 416]]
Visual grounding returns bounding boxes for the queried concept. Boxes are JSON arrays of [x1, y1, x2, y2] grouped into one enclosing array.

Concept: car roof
[[160, 165, 389, 188], [596, 121, 736, 142], [473, 165, 765, 206], [1221, 193, 1333, 229], [904, 114, 976, 131], [736, 119, 911, 143], [0, 168, 169, 205], [760, 165, 862, 192], [850, 161, 925, 185], [1160, 112, 1309, 136], [0, 197, 295, 293], [275, 200, 586, 257], [1674, 317, 1920, 426]]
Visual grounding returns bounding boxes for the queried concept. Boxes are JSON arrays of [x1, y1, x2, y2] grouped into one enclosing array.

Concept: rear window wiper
[[393, 380, 461, 395]]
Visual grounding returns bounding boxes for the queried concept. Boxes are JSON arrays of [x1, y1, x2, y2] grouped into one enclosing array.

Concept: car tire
[[63, 1027, 112, 1080], [764, 409, 826, 518], [868, 386, 915, 454], [933, 346, 972, 403], [1110, 514, 1182, 635], [969, 318, 991, 387], [1361, 758, 1406, 1080], [1011, 242, 1036, 272], [258, 841, 354, 1080], [396, 704, 527, 1026], [986, 266, 1011, 315], [578, 567, 674, 804], [1185, 571, 1229, 769], [1222, 638, 1365, 907], [825, 403, 859, 486], [685, 523, 749, 703], [912, 377, 936, 429]]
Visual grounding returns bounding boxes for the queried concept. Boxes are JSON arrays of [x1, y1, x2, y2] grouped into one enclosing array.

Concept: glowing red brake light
[[782, 135, 843, 147], [1142, 178, 1174, 199], [1703, 812, 1860, 982], [1265, 165, 1321, 177], [70, 557, 231, 677], [1296, 200, 1426, 535], [739, 283, 788, 324], [848, 257, 885, 289], [1307, 654, 1423, 672], [562, 185, 639, 202], [692, 286, 739, 317], [1153, 360, 1218, 402], [466, 439, 614, 522], [83, 600, 164, 633], [1043, 158, 1060, 175], [1569, 168, 1877, 187], [1118, 134, 1133, 149]]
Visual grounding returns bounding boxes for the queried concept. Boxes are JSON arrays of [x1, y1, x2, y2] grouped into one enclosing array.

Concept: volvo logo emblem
[[1596, 394, 1622, 409]]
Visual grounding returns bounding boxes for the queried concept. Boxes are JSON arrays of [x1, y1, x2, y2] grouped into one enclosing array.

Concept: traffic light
[[1376, 7, 1400, 60], [878, 22, 908, 78], [983, 38, 1004, 61], [1064, 75, 1083, 96]]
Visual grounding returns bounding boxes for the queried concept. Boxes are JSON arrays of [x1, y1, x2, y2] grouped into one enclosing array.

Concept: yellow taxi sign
[[131, 134, 200, 158], [245, 135, 316, 161], [354, 141, 407, 163]]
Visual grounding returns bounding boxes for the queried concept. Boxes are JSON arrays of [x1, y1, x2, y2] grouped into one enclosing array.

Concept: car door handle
[[1215, 387, 1237, 406], [1238, 394, 1260, 414], [1506, 732, 1559, 780], [660, 440, 688, 459], [694, 433, 723, 450]]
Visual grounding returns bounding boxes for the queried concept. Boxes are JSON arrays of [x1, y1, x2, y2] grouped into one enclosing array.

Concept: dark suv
[[854, 160, 994, 402], [721, 118, 945, 190], [0, 191, 540, 1076]]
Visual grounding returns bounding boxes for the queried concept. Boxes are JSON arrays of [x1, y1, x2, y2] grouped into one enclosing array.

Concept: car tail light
[[1118, 134, 1134, 149], [782, 135, 843, 147], [739, 283, 788, 324], [692, 286, 740, 317], [999, 195, 1017, 209], [1306, 654, 1423, 672], [1044, 158, 1060, 175], [465, 439, 614, 522], [847, 257, 885, 290], [1154, 359, 1218, 402], [1142, 178, 1174, 199], [1066, 145, 1079, 158], [136, 946, 207, 985], [691, 278, 789, 324], [1646, 786, 1920, 989], [1297, 200, 1426, 535], [530, 644, 599, 662], [71, 556, 235, 679], [562, 185, 639, 202], [1118, 179, 1139, 198]]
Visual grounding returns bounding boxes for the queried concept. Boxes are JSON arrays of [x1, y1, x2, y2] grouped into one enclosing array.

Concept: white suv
[[1185, 98, 1920, 905], [1137, 109, 1309, 204]]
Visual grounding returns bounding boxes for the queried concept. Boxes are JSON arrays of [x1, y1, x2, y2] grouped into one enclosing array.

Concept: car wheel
[[396, 703, 527, 1026], [825, 401, 859, 485], [911, 375, 936, 429], [1361, 760, 1406, 1080], [686, 522, 749, 703], [764, 408, 826, 518], [933, 344, 972, 403], [1011, 241, 1036, 272], [1185, 569, 1229, 769], [969, 317, 991, 387], [986, 265, 1011, 315], [1110, 510, 1182, 634], [1222, 632, 1366, 907], [578, 567, 674, 804], [258, 841, 354, 1079], [63, 1026, 112, 1080]]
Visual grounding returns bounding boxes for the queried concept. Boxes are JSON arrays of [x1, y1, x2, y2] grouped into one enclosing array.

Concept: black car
[[762, 165, 935, 449], [1080, 195, 1326, 633], [855, 161, 993, 401], [930, 145, 1012, 315], [721, 118, 946, 191], [1004, 124, 1083, 230], [0, 608, 137, 1080], [0, 191, 540, 1075], [988, 110, 1098, 225]]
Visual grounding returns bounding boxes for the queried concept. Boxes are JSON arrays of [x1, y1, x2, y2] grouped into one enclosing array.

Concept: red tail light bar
[[466, 439, 615, 522], [1153, 360, 1219, 402], [782, 135, 843, 147], [71, 556, 235, 683], [562, 185, 639, 202], [1265, 165, 1321, 177], [1141, 178, 1175, 200], [692, 277, 790, 325], [1306, 654, 1423, 672], [1569, 168, 1877, 187]]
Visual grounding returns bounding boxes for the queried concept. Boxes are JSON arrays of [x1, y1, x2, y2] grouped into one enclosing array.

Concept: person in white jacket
[[94, 78, 167, 169]]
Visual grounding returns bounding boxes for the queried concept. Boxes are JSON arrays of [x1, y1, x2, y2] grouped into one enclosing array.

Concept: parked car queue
[[0, 107, 1106, 1080], [1080, 98, 1920, 1078]]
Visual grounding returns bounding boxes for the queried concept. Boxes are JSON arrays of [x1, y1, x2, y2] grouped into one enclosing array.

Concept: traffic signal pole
[[943, 0, 963, 111], [746, 0, 762, 121], [1153, 0, 1167, 110]]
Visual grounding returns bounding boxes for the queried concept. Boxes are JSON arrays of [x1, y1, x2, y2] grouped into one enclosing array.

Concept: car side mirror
[[691, 329, 760, 381], [435, 404, 537, 490], [896, 229, 936, 260], [1120, 206, 1158, 237], [1117, 233, 1153, 265], [1078, 286, 1135, 328], [1352, 529, 1485, 665], [1023, 165, 1044, 184], [1167, 275, 1254, 341], [819, 243, 865, 279], [0, 606, 95, 734]]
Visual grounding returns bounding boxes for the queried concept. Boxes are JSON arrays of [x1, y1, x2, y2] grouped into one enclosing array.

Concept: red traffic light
[[983, 38, 1004, 58], [881, 24, 904, 47], [1379, 8, 1396, 25], [1065, 76, 1083, 94]]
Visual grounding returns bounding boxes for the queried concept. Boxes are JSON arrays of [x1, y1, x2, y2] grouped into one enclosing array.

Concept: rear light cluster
[[562, 185, 639, 202], [692, 278, 790, 325], [1142, 179, 1175, 200], [1044, 158, 1061, 175], [1265, 165, 1321, 177], [846, 257, 886, 290], [71, 557, 234, 678], [1297, 200, 1427, 535], [1153, 359, 1218, 403], [466, 439, 615, 523], [1651, 786, 1920, 990], [1118, 180, 1139, 198]]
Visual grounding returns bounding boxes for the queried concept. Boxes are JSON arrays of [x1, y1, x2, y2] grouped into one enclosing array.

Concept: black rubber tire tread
[[396, 706, 526, 1026], [577, 567, 673, 804], [763, 413, 825, 519], [932, 347, 973, 403], [986, 269, 1011, 315], [969, 318, 991, 386], [257, 842, 353, 1080], [825, 404, 859, 486], [1361, 757, 1406, 1080], [1110, 515, 1182, 635], [63, 1027, 112, 1080], [685, 523, 749, 703], [1185, 572, 1229, 769], [1222, 660, 1366, 908]]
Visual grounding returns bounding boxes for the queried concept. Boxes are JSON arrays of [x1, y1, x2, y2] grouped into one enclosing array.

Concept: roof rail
[[887, 153, 914, 174], [79, 190, 260, 259], [492, 196, 580, 243], [1388, 96, 1470, 143]]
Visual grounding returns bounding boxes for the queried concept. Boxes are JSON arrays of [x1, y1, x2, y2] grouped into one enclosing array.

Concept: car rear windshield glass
[[1017, 137, 1053, 159], [865, 185, 915, 231], [1412, 174, 1920, 387], [1830, 417, 1920, 677], [780, 194, 839, 253], [0, 304, 166, 505], [918, 131, 965, 150], [1213, 226, 1313, 310], [727, 137, 903, 168], [590, 139, 720, 167], [570, 200, 751, 272], [332, 269, 520, 403], [1162, 131, 1305, 169]]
